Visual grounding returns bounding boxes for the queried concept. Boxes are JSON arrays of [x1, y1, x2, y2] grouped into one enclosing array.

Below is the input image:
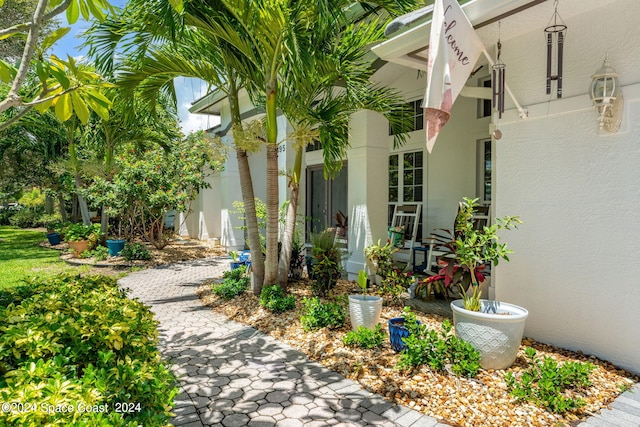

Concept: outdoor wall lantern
[[589, 57, 623, 133]]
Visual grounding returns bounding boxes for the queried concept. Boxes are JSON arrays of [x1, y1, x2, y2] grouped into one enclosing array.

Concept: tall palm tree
[[86, 1, 268, 290], [275, 17, 413, 285], [187, 0, 416, 286]]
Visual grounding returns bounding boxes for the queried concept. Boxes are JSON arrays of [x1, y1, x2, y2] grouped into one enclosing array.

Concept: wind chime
[[492, 27, 506, 119], [544, 0, 567, 98]]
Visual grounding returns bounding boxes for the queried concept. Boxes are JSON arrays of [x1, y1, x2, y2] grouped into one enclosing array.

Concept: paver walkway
[[118, 257, 640, 427], [118, 257, 445, 427]]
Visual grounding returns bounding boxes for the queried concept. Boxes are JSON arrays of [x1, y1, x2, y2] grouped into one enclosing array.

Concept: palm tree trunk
[[228, 80, 265, 292], [68, 137, 91, 226], [264, 79, 279, 285], [277, 145, 302, 286]]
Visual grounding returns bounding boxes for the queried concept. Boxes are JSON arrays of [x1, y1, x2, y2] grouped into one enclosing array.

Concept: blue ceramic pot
[[46, 232, 61, 245], [388, 317, 420, 352], [106, 239, 126, 256]]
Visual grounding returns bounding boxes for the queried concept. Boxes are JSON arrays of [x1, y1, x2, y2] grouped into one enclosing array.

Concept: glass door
[[306, 163, 348, 238]]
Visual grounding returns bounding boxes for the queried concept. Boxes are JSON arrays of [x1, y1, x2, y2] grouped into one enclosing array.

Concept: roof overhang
[[372, 0, 547, 71], [190, 90, 226, 115]]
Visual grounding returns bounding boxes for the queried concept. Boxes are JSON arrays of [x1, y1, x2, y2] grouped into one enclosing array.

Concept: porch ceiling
[[372, 0, 618, 71]]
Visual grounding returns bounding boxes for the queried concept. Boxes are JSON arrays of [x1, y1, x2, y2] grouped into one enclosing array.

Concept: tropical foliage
[[0, 274, 178, 426]]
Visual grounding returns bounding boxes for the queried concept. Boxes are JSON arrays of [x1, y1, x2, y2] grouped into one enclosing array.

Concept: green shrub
[[505, 347, 595, 413], [397, 308, 480, 378], [120, 242, 151, 261], [300, 296, 346, 331], [90, 245, 110, 261], [259, 285, 296, 313], [343, 325, 386, 349], [0, 274, 178, 426], [8, 209, 41, 228], [213, 266, 249, 300], [39, 213, 63, 231]]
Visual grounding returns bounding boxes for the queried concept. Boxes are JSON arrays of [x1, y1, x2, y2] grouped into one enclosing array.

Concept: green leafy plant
[[213, 266, 249, 300], [310, 231, 344, 297], [259, 284, 296, 313], [364, 239, 397, 280], [300, 296, 346, 331], [62, 222, 103, 242], [397, 308, 480, 377], [343, 325, 385, 349], [229, 250, 239, 262], [429, 198, 521, 311], [120, 242, 151, 261], [377, 269, 414, 306], [90, 245, 110, 261], [356, 269, 368, 298], [0, 274, 178, 426], [505, 347, 595, 413]]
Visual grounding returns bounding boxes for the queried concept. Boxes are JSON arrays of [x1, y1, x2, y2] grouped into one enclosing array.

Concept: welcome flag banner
[[424, 0, 484, 152]]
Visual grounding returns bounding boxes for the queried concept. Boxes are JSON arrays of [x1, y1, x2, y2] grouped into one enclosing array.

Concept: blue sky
[[50, 0, 216, 135]]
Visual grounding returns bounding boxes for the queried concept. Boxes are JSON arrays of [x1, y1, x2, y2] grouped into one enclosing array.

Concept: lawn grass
[[0, 226, 91, 289]]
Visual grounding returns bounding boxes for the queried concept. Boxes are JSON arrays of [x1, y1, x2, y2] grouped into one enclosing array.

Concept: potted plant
[[310, 231, 344, 296], [105, 237, 126, 257], [443, 197, 525, 370], [63, 223, 103, 258], [388, 307, 422, 353], [229, 250, 244, 270], [348, 269, 383, 331], [364, 239, 397, 284]]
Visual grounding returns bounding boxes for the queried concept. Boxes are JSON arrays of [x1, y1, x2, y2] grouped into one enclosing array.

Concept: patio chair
[[389, 204, 421, 269]]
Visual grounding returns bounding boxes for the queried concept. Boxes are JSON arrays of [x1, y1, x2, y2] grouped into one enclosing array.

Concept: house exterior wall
[[378, 64, 491, 236], [494, 0, 640, 374]]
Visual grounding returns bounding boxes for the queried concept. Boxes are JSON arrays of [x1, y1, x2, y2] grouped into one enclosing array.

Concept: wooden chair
[[389, 204, 421, 269]]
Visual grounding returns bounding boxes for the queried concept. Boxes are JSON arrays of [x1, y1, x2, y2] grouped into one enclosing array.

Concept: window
[[305, 139, 322, 152], [477, 139, 491, 203], [389, 99, 424, 135], [388, 151, 424, 237]]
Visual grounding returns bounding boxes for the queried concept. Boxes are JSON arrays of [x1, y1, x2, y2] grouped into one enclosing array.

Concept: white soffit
[[372, 0, 618, 71]]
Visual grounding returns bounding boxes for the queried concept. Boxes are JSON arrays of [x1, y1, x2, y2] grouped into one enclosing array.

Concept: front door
[[306, 163, 348, 238]]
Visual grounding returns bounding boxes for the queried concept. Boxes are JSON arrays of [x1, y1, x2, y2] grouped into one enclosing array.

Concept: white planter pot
[[451, 299, 528, 370], [348, 295, 383, 330]]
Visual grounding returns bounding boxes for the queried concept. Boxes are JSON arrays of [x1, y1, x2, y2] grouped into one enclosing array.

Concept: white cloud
[[175, 77, 219, 135]]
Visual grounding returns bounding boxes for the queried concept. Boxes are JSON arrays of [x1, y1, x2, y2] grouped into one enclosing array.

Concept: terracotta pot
[[67, 240, 90, 258]]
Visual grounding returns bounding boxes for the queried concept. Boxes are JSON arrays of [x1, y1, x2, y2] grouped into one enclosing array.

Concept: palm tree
[[187, 0, 416, 286], [275, 17, 413, 285], [85, 0, 268, 290]]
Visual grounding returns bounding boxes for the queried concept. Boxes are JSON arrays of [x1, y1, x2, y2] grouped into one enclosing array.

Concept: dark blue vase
[[388, 318, 420, 352], [106, 239, 126, 256], [46, 232, 61, 245]]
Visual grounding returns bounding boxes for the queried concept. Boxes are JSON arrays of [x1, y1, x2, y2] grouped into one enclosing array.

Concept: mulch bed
[[197, 278, 638, 427]]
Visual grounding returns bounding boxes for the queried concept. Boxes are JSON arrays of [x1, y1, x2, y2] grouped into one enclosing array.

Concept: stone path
[[118, 257, 640, 427], [118, 258, 445, 427]]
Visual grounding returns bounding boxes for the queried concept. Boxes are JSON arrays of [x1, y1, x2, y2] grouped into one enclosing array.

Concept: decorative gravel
[[197, 278, 638, 427]]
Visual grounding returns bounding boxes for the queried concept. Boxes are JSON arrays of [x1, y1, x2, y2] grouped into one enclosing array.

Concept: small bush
[[213, 266, 249, 300], [121, 242, 151, 261], [397, 308, 480, 378], [259, 284, 296, 313], [39, 213, 63, 231], [91, 245, 110, 261], [505, 347, 595, 413], [300, 296, 346, 331], [343, 325, 386, 349], [8, 209, 41, 228], [0, 274, 178, 426]]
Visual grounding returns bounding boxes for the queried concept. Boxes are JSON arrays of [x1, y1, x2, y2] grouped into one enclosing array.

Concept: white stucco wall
[[494, 0, 640, 374]]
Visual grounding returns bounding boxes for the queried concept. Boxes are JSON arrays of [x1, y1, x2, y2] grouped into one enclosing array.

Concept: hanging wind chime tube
[[492, 41, 506, 119], [544, 0, 567, 98]]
